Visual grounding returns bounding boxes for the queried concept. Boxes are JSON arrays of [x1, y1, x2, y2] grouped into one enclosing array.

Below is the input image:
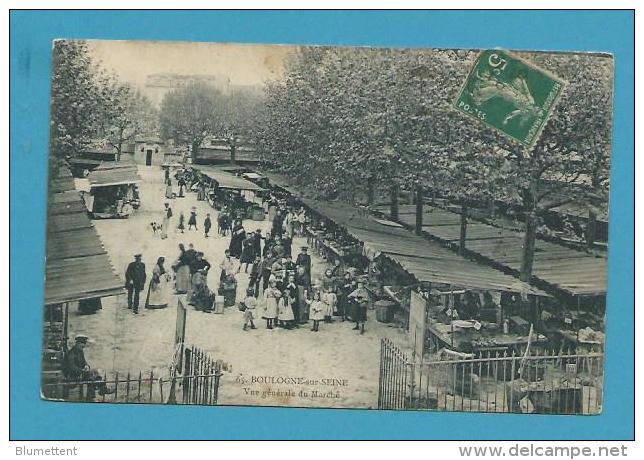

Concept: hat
[[256, 229, 262, 233], [134, 253, 142, 258], [75, 334, 89, 344], [301, 246, 308, 251]]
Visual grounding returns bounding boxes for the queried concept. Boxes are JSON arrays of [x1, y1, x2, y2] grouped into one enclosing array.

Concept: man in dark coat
[[125, 254, 146, 313], [251, 229, 263, 259], [204, 214, 212, 238], [295, 246, 312, 285], [63, 335, 113, 397]]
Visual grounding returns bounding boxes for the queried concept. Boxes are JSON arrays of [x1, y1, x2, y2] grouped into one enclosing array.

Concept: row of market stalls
[[77, 161, 142, 218], [372, 204, 607, 301], [189, 164, 266, 220], [43, 165, 125, 395], [258, 170, 605, 358]]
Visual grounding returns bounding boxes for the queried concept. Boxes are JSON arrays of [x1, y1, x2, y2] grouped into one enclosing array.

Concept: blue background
[[9, 10, 634, 440]]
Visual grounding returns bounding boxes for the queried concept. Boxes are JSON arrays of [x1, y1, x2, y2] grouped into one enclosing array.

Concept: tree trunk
[[191, 141, 200, 163], [367, 178, 375, 206], [230, 142, 236, 164], [520, 211, 538, 283], [459, 204, 468, 255], [415, 186, 423, 235], [390, 184, 399, 221], [586, 210, 597, 250]]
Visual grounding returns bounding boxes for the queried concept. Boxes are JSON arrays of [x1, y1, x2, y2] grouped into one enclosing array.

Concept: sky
[[87, 40, 296, 89]]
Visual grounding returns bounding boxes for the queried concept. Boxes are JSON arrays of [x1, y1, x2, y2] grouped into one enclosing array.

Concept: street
[[68, 165, 408, 408]]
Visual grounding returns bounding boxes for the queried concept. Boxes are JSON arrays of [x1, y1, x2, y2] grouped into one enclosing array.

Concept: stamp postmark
[[454, 49, 566, 148]]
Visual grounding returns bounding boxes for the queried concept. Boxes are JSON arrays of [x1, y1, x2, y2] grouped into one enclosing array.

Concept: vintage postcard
[[42, 40, 612, 414]]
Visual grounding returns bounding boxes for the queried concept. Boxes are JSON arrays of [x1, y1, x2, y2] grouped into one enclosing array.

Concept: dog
[[150, 221, 163, 236]]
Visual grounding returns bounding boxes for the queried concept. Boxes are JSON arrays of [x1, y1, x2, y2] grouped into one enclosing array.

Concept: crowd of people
[[125, 171, 373, 335]]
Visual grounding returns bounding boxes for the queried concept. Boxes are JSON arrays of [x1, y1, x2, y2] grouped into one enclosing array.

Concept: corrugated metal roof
[[299, 198, 546, 296], [377, 204, 607, 296], [45, 254, 125, 304], [193, 165, 264, 191], [87, 162, 141, 187], [45, 166, 124, 305]]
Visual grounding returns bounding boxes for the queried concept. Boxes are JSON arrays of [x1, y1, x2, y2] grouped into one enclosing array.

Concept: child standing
[[241, 287, 257, 331], [322, 289, 337, 324], [277, 289, 296, 329], [204, 213, 212, 238], [262, 279, 280, 329], [306, 290, 325, 332], [188, 208, 198, 231]]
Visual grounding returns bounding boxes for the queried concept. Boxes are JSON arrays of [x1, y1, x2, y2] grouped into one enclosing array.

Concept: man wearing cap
[[125, 254, 147, 313], [63, 335, 114, 397], [296, 246, 312, 286]]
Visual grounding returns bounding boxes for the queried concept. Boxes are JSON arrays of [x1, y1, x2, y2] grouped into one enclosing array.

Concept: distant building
[[195, 136, 260, 165], [144, 73, 231, 107]]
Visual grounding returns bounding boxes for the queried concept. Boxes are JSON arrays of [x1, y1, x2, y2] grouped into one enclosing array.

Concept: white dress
[[278, 297, 295, 321]]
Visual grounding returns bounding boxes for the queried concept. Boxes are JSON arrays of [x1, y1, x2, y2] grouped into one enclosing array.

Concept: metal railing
[[378, 338, 603, 414], [41, 346, 223, 405], [41, 369, 222, 405]]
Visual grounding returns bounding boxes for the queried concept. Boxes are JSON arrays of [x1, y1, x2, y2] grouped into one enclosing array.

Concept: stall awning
[[374, 204, 607, 296], [45, 166, 124, 305], [193, 165, 264, 192], [298, 198, 547, 296], [45, 254, 125, 305], [87, 162, 141, 187]]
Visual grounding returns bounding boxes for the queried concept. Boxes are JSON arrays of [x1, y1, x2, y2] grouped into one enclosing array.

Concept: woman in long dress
[[229, 220, 246, 259], [261, 279, 280, 329], [146, 257, 171, 309], [173, 244, 191, 294], [165, 178, 174, 199]]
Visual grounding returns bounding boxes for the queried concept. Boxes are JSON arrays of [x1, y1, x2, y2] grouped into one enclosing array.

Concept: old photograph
[[41, 40, 612, 414]]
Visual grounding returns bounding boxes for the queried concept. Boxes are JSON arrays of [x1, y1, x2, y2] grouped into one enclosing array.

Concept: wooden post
[[415, 186, 423, 235], [520, 211, 538, 283], [586, 210, 597, 250], [459, 204, 468, 255], [390, 184, 399, 221]]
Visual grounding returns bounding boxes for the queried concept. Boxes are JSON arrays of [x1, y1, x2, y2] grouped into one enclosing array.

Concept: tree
[[102, 80, 158, 160], [49, 41, 105, 163], [489, 52, 613, 282], [159, 81, 227, 160]]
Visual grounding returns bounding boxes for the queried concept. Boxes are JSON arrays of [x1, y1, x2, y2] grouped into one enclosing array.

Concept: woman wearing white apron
[[146, 257, 171, 309]]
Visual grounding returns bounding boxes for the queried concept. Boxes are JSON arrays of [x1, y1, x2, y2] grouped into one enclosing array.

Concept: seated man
[[63, 335, 114, 398]]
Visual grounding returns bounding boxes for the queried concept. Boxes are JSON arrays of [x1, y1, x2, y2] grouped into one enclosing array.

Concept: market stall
[[83, 161, 141, 218]]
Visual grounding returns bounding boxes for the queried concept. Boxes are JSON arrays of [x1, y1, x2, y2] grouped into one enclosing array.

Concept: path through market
[[68, 165, 408, 409]]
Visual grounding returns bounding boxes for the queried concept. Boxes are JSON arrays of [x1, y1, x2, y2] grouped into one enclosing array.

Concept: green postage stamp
[[454, 49, 566, 148]]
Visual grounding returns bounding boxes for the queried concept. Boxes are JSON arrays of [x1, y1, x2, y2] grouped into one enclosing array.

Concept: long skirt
[[165, 185, 174, 199], [146, 276, 170, 308], [175, 265, 191, 293], [161, 215, 169, 239]]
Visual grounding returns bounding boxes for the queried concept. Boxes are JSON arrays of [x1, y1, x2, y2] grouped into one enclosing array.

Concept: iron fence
[[42, 346, 223, 405], [378, 338, 603, 414]]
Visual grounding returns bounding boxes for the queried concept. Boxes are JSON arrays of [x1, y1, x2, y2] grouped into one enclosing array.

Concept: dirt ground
[[68, 165, 410, 409]]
